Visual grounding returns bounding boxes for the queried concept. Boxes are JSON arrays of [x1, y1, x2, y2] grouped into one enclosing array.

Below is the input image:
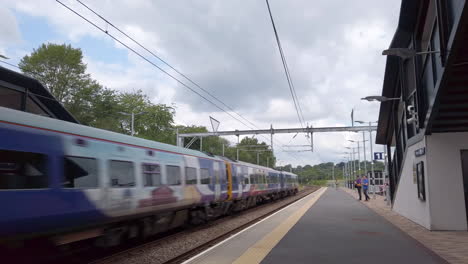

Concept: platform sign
[[374, 152, 384, 160]]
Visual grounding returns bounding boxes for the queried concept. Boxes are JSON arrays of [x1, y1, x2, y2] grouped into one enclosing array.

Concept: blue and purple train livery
[[0, 106, 298, 245]]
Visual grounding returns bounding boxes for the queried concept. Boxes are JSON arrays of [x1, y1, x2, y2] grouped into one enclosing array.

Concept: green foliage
[[19, 43, 176, 144], [309, 180, 328, 186], [19, 43, 87, 103], [281, 161, 385, 184]]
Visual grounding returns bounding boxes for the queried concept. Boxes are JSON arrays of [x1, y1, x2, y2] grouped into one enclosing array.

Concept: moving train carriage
[[281, 171, 299, 191], [0, 106, 298, 246]]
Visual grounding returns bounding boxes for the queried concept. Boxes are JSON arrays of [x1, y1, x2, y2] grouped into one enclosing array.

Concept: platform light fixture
[[361, 96, 400, 102], [382, 48, 441, 60]]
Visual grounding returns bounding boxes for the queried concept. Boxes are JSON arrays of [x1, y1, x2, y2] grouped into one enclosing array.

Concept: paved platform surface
[[185, 188, 448, 264], [261, 188, 446, 264], [342, 187, 468, 264]]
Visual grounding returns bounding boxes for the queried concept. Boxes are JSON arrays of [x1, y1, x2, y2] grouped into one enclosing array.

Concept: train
[[0, 106, 298, 246]]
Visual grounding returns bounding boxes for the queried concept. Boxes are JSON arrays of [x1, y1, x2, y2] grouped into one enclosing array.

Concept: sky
[[0, 0, 401, 166]]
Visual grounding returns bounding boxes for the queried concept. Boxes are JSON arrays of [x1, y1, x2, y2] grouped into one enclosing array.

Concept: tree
[[19, 43, 177, 144], [19, 43, 88, 104], [118, 90, 175, 144]]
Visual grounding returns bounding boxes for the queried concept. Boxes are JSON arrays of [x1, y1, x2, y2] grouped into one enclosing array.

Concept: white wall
[[426, 132, 468, 230], [393, 139, 432, 229]]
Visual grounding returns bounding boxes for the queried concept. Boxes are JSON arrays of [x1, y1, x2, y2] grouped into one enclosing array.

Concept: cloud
[[0, 6, 22, 56], [3, 0, 401, 166]]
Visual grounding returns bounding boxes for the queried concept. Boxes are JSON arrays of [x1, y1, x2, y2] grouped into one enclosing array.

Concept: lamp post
[[345, 147, 356, 188], [355, 120, 378, 197], [382, 48, 441, 60], [348, 140, 363, 176], [343, 153, 351, 188], [361, 96, 400, 102], [118, 111, 148, 136]]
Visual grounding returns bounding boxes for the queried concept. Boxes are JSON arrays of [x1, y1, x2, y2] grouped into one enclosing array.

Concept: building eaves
[[376, 0, 420, 144], [0, 66, 79, 124]]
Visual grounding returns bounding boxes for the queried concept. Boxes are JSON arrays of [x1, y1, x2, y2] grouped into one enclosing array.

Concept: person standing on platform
[[362, 175, 370, 201], [354, 176, 362, 200]]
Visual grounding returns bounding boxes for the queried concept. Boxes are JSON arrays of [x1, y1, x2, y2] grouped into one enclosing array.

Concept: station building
[[0, 65, 78, 123], [377, 0, 468, 230]]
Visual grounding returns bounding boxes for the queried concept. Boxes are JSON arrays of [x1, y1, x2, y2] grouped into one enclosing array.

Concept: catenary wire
[[56, 1, 310, 164], [75, 0, 261, 131], [265, 0, 306, 129]]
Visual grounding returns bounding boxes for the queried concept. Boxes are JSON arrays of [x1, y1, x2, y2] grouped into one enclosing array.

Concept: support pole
[[131, 111, 135, 136], [176, 128, 180, 147], [270, 124, 274, 153], [357, 142, 361, 176], [384, 144, 390, 205], [200, 137, 203, 151], [222, 143, 225, 156], [369, 122, 375, 199], [362, 131, 367, 178]]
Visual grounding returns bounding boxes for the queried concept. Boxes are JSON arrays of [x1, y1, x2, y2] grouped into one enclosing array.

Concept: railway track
[[91, 186, 320, 264]]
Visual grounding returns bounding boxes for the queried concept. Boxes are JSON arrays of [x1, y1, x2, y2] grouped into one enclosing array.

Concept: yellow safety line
[[232, 187, 327, 264]]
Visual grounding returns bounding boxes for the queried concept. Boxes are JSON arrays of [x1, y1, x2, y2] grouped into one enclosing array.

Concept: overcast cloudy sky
[[1, 0, 401, 166]]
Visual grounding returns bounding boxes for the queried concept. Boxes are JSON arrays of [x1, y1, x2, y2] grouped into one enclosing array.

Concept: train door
[[236, 165, 242, 197], [280, 172, 285, 189], [106, 157, 138, 215], [63, 136, 107, 213], [213, 161, 221, 201], [225, 162, 233, 200]]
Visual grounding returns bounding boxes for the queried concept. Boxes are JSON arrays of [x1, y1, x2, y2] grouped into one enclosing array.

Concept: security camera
[[407, 105, 415, 114]]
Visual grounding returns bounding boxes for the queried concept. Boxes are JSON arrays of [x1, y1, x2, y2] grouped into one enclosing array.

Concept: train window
[[110, 160, 135, 187], [63, 156, 98, 188], [142, 163, 161, 187], [185, 167, 197, 184], [243, 174, 250, 184], [166, 165, 181, 185], [249, 173, 256, 184], [0, 150, 48, 189], [232, 170, 238, 185], [200, 168, 210, 184]]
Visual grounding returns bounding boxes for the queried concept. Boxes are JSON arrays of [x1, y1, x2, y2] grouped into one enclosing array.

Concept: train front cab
[[0, 124, 105, 241]]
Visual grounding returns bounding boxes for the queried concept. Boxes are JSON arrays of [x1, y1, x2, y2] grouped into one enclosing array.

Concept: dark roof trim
[[376, 0, 420, 144], [0, 66, 79, 123]]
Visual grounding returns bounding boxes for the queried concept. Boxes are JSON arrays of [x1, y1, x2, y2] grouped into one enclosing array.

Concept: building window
[[142, 163, 161, 187], [430, 21, 443, 86], [26, 96, 50, 117], [200, 168, 210, 184], [109, 160, 135, 187], [0, 150, 48, 189], [63, 156, 98, 188], [0, 87, 22, 111], [166, 165, 181, 185], [185, 167, 197, 185]]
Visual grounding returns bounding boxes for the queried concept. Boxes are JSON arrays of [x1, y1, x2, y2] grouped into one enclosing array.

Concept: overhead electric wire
[[75, 0, 260, 131], [56, 0, 257, 132], [265, 0, 306, 129], [56, 0, 309, 163]]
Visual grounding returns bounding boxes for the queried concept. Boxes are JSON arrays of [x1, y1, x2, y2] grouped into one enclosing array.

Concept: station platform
[[183, 187, 448, 264]]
